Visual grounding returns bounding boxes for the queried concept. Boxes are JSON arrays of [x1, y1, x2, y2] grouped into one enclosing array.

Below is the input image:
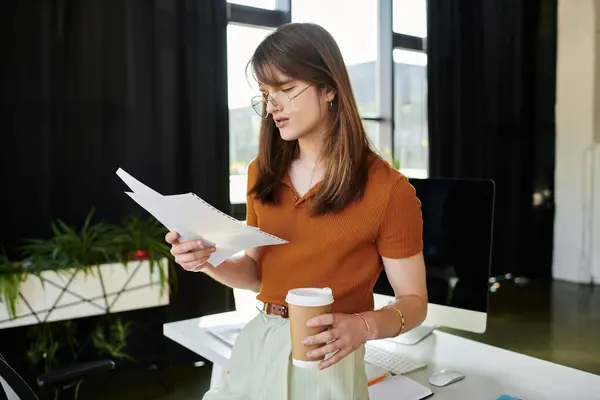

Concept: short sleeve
[[376, 176, 423, 259], [246, 159, 258, 227]]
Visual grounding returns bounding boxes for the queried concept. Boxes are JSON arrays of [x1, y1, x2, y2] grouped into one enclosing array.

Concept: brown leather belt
[[262, 302, 289, 318]]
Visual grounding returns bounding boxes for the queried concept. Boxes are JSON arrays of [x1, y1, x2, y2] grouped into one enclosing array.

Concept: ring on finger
[[326, 329, 337, 344]]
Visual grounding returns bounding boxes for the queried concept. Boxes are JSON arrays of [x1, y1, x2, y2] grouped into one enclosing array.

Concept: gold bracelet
[[385, 305, 405, 336], [353, 313, 371, 333]]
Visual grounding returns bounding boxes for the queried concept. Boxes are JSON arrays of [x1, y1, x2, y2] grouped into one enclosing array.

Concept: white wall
[[554, 0, 600, 284]]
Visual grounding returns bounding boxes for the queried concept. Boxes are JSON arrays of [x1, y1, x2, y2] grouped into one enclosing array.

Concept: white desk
[[164, 310, 600, 400]]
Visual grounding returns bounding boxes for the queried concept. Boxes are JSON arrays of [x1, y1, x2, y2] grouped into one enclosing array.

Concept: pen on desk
[[367, 374, 389, 386]]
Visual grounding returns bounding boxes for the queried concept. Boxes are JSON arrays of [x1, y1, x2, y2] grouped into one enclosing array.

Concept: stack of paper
[[116, 168, 288, 266]]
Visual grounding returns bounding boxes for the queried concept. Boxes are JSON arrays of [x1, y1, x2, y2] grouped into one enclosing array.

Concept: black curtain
[[0, 0, 231, 369], [427, 0, 556, 278]]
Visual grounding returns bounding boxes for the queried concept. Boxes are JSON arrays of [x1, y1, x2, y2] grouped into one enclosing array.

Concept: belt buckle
[[255, 301, 289, 318], [274, 303, 288, 318]]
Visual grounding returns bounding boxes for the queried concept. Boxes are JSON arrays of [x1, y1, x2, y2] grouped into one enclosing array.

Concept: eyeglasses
[[250, 84, 314, 119]]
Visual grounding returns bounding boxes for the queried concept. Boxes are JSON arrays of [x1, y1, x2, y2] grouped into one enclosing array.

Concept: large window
[[227, 0, 428, 206], [291, 0, 378, 118], [228, 0, 277, 9], [393, 0, 428, 178], [227, 24, 273, 204], [392, 0, 427, 37], [393, 49, 428, 177]]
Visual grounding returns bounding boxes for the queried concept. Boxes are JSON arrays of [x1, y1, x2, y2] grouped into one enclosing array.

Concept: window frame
[[227, 2, 292, 218], [226, 0, 428, 218], [227, 0, 291, 27], [390, 0, 428, 176]]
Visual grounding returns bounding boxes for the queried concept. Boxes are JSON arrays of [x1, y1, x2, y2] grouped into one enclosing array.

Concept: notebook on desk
[[368, 375, 433, 400]]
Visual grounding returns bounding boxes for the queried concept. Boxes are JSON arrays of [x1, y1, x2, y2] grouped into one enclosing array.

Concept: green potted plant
[[19, 209, 117, 273], [0, 251, 28, 319], [110, 213, 177, 297], [0, 209, 176, 372], [91, 314, 135, 363]]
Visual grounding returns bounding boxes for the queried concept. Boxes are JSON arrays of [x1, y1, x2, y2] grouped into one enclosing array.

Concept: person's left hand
[[302, 313, 370, 370]]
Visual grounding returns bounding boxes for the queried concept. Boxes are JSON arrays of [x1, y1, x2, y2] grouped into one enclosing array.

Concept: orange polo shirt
[[246, 154, 423, 315]]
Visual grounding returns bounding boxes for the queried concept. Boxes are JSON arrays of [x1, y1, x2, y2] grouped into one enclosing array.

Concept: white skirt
[[202, 312, 369, 400]]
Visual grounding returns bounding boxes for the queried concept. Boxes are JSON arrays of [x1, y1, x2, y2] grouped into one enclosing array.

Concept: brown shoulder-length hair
[[248, 22, 374, 216]]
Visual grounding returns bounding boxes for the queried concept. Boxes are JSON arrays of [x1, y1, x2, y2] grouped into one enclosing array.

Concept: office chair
[[0, 354, 38, 400], [0, 352, 115, 400]]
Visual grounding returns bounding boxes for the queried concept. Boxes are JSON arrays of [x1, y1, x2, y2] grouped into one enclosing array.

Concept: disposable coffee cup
[[285, 287, 334, 368]]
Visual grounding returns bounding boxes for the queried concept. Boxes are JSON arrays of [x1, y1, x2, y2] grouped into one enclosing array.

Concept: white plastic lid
[[285, 287, 334, 307], [292, 358, 320, 369]]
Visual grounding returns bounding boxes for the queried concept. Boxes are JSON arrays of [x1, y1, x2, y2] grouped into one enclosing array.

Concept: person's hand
[[165, 231, 216, 272], [302, 313, 370, 370]]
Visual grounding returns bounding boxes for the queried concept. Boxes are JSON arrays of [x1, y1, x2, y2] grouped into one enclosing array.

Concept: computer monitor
[[373, 177, 495, 344]]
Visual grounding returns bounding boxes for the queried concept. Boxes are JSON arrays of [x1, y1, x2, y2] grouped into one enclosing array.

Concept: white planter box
[[0, 259, 169, 330]]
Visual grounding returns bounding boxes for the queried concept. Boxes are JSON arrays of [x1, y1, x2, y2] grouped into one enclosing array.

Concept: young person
[[166, 22, 427, 400]]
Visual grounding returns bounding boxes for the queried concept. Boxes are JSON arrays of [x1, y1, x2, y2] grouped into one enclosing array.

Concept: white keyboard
[[364, 342, 427, 375]]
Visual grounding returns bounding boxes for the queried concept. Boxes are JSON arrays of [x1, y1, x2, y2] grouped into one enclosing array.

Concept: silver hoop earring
[[329, 100, 333, 109]]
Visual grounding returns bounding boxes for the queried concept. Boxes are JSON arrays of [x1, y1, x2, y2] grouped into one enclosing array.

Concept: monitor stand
[[385, 324, 435, 346]]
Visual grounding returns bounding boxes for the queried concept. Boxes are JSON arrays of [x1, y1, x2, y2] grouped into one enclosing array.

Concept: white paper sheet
[[117, 168, 288, 266], [116, 168, 162, 196]]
